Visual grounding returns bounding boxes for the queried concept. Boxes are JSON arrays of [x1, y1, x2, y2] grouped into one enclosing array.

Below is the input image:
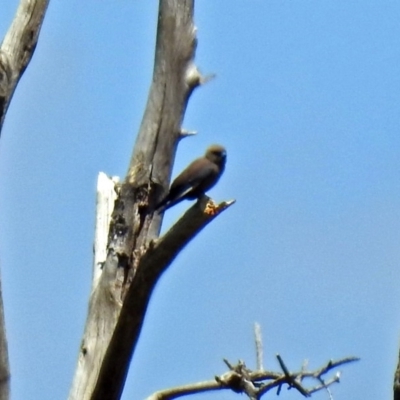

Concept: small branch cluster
[[146, 324, 359, 400], [147, 355, 358, 400], [220, 355, 359, 399]]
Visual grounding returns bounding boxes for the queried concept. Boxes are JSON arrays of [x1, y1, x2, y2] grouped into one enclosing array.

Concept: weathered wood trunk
[[69, 1, 233, 399], [0, 1, 50, 399]]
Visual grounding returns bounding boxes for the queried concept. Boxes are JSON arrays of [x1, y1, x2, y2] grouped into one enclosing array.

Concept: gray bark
[[0, 1, 50, 399], [0, 0, 50, 133], [69, 1, 233, 399]]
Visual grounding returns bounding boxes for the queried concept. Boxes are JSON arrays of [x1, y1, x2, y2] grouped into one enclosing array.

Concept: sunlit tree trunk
[[69, 1, 232, 399], [0, 1, 50, 399]]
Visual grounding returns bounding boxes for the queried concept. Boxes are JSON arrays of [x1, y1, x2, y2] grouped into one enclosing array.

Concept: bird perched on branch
[[156, 144, 227, 212]]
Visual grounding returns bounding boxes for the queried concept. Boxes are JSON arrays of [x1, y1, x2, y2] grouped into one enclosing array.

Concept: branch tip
[[185, 64, 215, 89], [179, 128, 197, 138], [201, 73, 216, 85], [254, 322, 264, 371], [185, 63, 202, 88]]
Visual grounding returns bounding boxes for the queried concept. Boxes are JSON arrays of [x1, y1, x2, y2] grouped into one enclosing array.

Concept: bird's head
[[205, 144, 227, 167]]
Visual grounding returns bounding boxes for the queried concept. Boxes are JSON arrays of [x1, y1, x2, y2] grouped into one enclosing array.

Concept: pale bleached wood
[[68, 173, 121, 399], [92, 173, 119, 290]]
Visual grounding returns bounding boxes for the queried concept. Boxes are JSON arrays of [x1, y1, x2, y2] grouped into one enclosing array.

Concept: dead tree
[[1, 2, 359, 400], [68, 1, 233, 399], [0, 1, 50, 399], [0, 2, 234, 399]]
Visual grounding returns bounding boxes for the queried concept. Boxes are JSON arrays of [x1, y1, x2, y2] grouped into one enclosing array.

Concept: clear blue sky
[[1, 1, 400, 399]]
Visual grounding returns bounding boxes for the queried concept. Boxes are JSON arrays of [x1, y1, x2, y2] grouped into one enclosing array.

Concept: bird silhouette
[[156, 144, 227, 212]]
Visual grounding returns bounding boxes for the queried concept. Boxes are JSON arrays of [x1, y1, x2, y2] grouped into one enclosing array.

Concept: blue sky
[[1, 1, 400, 399]]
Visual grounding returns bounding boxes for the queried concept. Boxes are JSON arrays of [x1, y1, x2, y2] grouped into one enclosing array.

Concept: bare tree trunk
[[69, 1, 233, 400], [0, 1, 50, 399]]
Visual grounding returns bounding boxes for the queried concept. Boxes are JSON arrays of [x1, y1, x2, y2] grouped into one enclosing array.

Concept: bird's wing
[[155, 159, 217, 212], [170, 158, 217, 196]]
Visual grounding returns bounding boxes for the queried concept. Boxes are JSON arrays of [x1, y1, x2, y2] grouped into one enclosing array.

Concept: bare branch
[[69, 1, 208, 398], [0, 2, 50, 399], [91, 196, 234, 399], [146, 355, 359, 400], [257, 355, 360, 398], [146, 379, 222, 400], [254, 322, 263, 371], [0, 0, 50, 132], [276, 354, 309, 396], [179, 128, 197, 139], [184, 64, 215, 88]]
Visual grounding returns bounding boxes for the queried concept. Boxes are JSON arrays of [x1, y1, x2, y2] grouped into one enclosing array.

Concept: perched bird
[[156, 144, 227, 212]]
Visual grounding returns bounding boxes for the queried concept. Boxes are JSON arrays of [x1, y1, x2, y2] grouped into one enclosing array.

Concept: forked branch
[[69, 2, 232, 399], [146, 352, 358, 400], [145, 321, 359, 400]]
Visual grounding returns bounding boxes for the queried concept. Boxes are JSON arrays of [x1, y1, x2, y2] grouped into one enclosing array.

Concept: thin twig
[[254, 323, 263, 371], [146, 355, 359, 400]]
